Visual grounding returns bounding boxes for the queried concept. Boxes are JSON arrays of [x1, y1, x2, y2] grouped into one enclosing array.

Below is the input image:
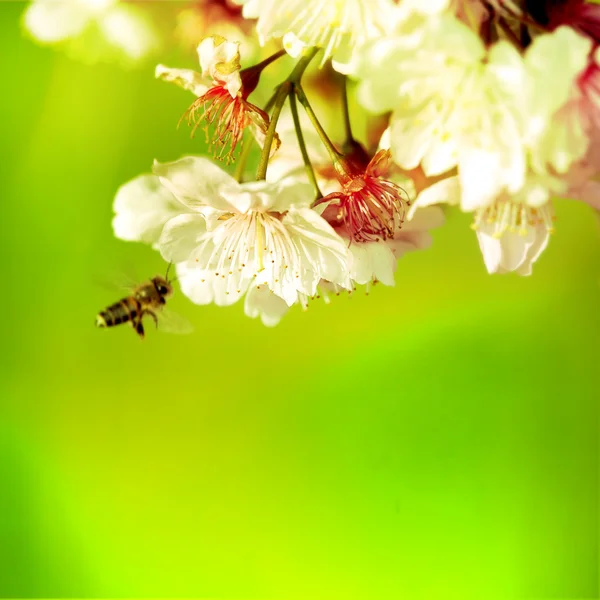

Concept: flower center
[[334, 176, 409, 243], [471, 200, 555, 238], [183, 86, 268, 163], [198, 211, 300, 291]]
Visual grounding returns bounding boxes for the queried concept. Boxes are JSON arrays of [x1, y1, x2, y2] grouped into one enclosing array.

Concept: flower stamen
[[182, 85, 270, 164], [321, 173, 409, 243], [472, 200, 555, 238]]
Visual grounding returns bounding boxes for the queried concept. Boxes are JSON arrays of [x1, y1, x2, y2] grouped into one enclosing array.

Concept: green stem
[[340, 76, 354, 149], [289, 89, 322, 199], [235, 87, 281, 183], [255, 82, 290, 180], [295, 84, 349, 179], [255, 47, 320, 181], [234, 132, 254, 182], [287, 47, 320, 83]]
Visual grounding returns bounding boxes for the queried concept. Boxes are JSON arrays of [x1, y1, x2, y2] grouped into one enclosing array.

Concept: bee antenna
[[165, 261, 173, 282]]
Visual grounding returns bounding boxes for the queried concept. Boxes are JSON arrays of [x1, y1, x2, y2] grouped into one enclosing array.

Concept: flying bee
[[95, 265, 192, 339]]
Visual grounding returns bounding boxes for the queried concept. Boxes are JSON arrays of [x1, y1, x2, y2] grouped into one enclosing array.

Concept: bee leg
[[132, 315, 145, 339]]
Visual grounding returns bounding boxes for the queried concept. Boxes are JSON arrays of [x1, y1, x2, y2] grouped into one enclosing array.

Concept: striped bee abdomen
[[96, 297, 139, 328]]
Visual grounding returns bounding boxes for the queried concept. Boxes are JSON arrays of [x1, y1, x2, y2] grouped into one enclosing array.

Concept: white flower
[[156, 36, 276, 162], [413, 175, 558, 275], [232, 0, 397, 73], [519, 27, 592, 175], [112, 174, 188, 246], [243, 284, 291, 326], [23, 0, 159, 64], [176, 261, 241, 307], [156, 35, 243, 99], [352, 14, 591, 212], [154, 156, 351, 306], [112, 172, 236, 306]]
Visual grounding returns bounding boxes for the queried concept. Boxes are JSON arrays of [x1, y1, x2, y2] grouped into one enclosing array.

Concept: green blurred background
[[0, 2, 598, 598]]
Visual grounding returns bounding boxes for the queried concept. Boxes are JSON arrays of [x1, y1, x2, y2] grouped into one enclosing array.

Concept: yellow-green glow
[[0, 3, 598, 598]]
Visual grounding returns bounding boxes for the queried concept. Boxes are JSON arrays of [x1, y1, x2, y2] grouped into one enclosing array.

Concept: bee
[[95, 265, 192, 339]]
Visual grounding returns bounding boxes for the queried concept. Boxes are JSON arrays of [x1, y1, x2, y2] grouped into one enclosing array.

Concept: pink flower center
[[183, 85, 268, 163], [323, 175, 409, 243]]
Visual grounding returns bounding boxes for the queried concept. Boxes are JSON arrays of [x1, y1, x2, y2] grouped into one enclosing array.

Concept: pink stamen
[[183, 84, 269, 163]]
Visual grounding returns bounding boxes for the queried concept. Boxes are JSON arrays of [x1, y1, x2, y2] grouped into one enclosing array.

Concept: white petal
[[283, 208, 351, 292], [176, 261, 244, 306], [197, 35, 242, 97], [498, 232, 532, 272], [476, 227, 545, 275], [421, 134, 458, 177], [524, 27, 591, 131], [476, 231, 503, 273], [23, 0, 90, 43], [390, 111, 437, 171], [158, 214, 207, 263], [153, 157, 240, 212], [233, 177, 313, 213], [459, 150, 505, 211], [155, 65, 209, 97], [244, 285, 290, 326], [283, 32, 306, 58], [349, 241, 396, 286], [112, 175, 186, 245], [515, 227, 550, 276], [347, 243, 373, 286], [410, 177, 461, 217], [232, 0, 259, 19]]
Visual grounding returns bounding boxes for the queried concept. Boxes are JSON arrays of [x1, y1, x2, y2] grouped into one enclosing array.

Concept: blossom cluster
[[24, 0, 600, 325]]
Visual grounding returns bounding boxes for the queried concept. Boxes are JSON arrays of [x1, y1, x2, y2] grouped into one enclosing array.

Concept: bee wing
[[96, 270, 142, 294], [156, 306, 194, 335]]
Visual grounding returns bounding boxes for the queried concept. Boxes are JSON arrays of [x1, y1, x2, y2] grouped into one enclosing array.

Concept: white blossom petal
[[349, 241, 396, 286], [233, 0, 396, 72], [410, 176, 461, 213], [153, 157, 240, 212], [229, 178, 313, 213], [244, 285, 290, 326], [514, 229, 550, 276], [155, 65, 209, 97], [282, 208, 351, 295], [176, 261, 244, 306], [476, 225, 550, 275], [158, 214, 208, 263], [197, 35, 242, 97], [112, 175, 186, 245], [523, 26, 592, 143]]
